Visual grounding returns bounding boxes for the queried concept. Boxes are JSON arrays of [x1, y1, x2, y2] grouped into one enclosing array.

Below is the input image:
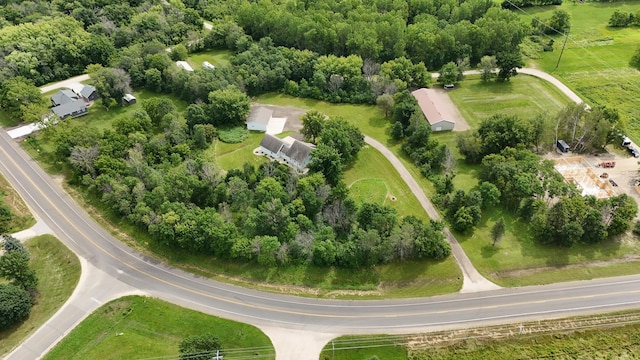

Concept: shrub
[[217, 126, 248, 143]]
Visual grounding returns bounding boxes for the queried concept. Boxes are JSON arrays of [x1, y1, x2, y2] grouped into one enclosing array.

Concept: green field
[[0, 235, 80, 357], [521, 1, 640, 141], [43, 296, 274, 360], [447, 74, 572, 128], [210, 130, 267, 170]]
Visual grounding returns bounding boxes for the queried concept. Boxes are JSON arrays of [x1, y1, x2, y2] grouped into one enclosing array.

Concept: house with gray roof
[[79, 85, 98, 101], [258, 134, 314, 172], [51, 100, 87, 119], [51, 90, 80, 107], [259, 134, 286, 158], [281, 140, 313, 171]]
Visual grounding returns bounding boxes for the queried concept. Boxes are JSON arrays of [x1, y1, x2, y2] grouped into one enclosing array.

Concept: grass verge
[[0, 235, 80, 357], [0, 172, 36, 232], [43, 295, 274, 360], [323, 310, 640, 360]]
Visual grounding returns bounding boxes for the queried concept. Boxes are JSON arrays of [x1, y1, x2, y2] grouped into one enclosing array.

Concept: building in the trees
[[51, 89, 80, 107], [122, 93, 137, 106], [176, 61, 194, 72], [258, 134, 314, 172], [69, 84, 99, 102], [411, 88, 455, 132], [50, 90, 88, 119], [51, 99, 88, 119], [202, 61, 216, 70]]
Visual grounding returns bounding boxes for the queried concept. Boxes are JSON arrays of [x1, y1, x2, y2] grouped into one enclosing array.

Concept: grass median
[[43, 295, 274, 360]]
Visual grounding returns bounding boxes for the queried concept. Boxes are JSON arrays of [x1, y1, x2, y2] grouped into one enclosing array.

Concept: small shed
[[122, 93, 137, 106], [557, 140, 570, 153], [79, 85, 99, 101], [202, 61, 216, 70], [246, 107, 273, 132]]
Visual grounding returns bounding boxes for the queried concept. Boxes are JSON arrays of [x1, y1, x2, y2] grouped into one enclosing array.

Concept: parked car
[[627, 146, 640, 158]]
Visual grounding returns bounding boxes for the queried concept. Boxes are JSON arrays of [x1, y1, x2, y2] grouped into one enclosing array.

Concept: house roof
[[259, 134, 285, 154], [248, 107, 273, 125], [123, 93, 136, 101], [411, 88, 454, 126], [51, 90, 79, 105], [80, 85, 96, 99], [283, 140, 314, 166], [69, 83, 85, 95], [52, 100, 86, 118]]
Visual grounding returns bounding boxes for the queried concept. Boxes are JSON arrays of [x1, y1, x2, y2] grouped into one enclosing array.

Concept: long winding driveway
[[4, 69, 640, 360]]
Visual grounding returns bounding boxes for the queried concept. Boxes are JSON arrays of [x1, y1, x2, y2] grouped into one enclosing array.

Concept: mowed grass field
[[447, 74, 572, 128], [521, 1, 640, 141], [0, 235, 80, 357], [186, 49, 233, 70], [43, 296, 274, 360]]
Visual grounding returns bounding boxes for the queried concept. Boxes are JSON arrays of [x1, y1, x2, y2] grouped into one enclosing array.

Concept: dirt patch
[[546, 147, 640, 219]]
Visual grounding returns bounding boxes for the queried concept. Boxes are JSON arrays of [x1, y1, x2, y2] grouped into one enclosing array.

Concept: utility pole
[[211, 350, 223, 360], [555, 29, 570, 70]]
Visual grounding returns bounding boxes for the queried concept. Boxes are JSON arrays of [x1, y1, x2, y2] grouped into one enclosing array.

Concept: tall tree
[[300, 110, 325, 143], [206, 87, 250, 127], [496, 51, 524, 82]]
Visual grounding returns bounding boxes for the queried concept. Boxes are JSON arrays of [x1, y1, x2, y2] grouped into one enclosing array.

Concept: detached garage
[[246, 107, 273, 132], [411, 88, 455, 132]]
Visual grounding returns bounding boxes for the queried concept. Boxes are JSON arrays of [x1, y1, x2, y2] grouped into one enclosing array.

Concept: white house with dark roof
[[281, 140, 313, 171], [411, 88, 455, 132], [258, 134, 314, 172], [259, 134, 286, 158]]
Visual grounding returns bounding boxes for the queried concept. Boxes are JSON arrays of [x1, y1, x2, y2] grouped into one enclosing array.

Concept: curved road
[[4, 69, 640, 360]]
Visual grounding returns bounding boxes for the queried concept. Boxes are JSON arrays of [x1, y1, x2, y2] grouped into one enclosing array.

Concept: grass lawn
[[187, 49, 233, 70], [0, 172, 36, 232], [43, 296, 274, 360], [455, 205, 640, 287], [520, 1, 640, 141], [209, 130, 267, 170], [344, 146, 430, 221], [0, 235, 80, 357], [447, 74, 572, 128]]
